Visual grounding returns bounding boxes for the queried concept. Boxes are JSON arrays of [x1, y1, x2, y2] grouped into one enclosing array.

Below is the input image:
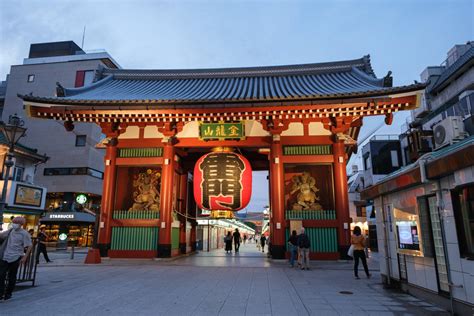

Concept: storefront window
[[392, 206, 423, 257], [452, 185, 474, 258]]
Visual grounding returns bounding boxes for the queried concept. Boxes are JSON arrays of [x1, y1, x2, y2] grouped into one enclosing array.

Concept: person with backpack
[[297, 227, 310, 270]]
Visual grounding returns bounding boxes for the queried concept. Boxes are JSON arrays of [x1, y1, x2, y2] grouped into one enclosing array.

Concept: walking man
[[36, 226, 52, 264], [260, 234, 267, 253], [297, 227, 311, 270], [233, 228, 241, 253], [0, 217, 33, 300]]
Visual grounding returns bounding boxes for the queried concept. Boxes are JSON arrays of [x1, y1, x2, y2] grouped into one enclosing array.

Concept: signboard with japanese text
[[199, 122, 245, 140]]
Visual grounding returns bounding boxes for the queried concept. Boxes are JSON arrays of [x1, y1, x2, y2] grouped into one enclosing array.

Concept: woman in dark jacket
[[288, 230, 298, 267], [224, 231, 233, 254]]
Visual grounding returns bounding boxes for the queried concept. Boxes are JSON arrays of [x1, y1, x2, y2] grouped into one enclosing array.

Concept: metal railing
[[16, 238, 39, 286]]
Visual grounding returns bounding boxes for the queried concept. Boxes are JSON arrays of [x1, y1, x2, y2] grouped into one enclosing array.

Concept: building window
[[43, 167, 103, 179], [75, 135, 87, 147], [27, 74, 35, 82], [363, 154, 371, 170], [452, 185, 474, 259], [390, 150, 399, 167], [13, 167, 25, 182], [75, 70, 95, 87]]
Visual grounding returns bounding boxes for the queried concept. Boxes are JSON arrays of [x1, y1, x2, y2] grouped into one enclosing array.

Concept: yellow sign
[[199, 122, 245, 140]]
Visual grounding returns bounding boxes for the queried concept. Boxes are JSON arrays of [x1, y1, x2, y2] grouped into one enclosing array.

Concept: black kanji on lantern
[[200, 153, 245, 209]]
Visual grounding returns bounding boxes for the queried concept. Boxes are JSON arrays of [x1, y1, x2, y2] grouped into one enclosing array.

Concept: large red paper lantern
[[194, 149, 252, 211]]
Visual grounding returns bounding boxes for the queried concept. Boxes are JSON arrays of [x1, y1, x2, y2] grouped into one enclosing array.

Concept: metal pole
[[0, 151, 14, 230], [207, 220, 211, 252]]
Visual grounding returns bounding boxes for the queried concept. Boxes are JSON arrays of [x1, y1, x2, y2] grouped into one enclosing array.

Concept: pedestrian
[[7, 216, 15, 230], [233, 228, 241, 253], [0, 216, 33, 300], [288, 230, 298, 267], [351, 226, 371, 279], [243, 234, 247, 244], [36, 226, 52, 264], [28, 229, 34, 237], [297, 227, 310, 270], [224, 231, 233, 254], [260, 234, 266, 253]]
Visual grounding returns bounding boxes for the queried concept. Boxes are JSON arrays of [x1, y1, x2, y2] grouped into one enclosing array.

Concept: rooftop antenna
[[81, 25, 86, 49]]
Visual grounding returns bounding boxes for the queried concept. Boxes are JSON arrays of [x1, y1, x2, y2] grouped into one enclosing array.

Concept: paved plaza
[[2, 243, 448, 315]]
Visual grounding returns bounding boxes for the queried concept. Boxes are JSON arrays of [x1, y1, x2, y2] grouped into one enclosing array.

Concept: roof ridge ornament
[[383, 71, 393, 87], [56, 82, 65, 97]]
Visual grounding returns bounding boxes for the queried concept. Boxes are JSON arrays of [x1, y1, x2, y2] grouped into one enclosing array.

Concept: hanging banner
[[193, 150, 252, 211]]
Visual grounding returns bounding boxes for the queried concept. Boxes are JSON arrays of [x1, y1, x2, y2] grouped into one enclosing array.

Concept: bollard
[[71, 244, 75, 260]]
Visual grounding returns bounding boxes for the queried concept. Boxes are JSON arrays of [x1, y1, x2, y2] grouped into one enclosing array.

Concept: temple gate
[[21, 56, 423, 260]]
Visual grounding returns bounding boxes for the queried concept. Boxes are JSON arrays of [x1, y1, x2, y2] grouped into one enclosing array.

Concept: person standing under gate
[[224, 231, 233, 254], [288, 230, 298, 267], [351, 226, 371, 279], [297, 227, 311, 270], [233, 228, 241, 253], [0, 217, 33, 300], [36, 226, 52, 264], [260, 234, 266, 253]]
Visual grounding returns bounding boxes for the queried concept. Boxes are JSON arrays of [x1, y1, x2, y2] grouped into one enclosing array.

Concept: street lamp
[[0, 113, 27, 230]]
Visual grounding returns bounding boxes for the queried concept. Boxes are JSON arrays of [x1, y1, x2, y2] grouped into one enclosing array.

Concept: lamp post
[[0, 114, 27, 230]]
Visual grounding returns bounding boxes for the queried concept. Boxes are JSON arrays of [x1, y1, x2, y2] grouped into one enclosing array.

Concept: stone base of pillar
[[271, 245, 286, 259], [338, 245, 351, 260], [157, 244, 172, 258], [84, 248, 102, 264], [97, 243, 110, 257], [179, 243, 186, 254]]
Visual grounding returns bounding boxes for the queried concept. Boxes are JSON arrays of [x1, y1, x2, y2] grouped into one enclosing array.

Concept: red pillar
[[333, 141, 351, 256], [269, 138, 286, 259], [97, 139, 118, 256], [158, 141, 175, 257]]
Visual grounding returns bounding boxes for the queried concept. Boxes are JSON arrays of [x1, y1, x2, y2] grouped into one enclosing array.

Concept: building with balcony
[[1, 41, 120, 214], [361, 42, 474, 314]]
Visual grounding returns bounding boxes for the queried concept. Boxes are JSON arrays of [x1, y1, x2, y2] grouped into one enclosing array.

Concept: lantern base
[[157, 244, 171, 258], [270, 245, 286, 259]]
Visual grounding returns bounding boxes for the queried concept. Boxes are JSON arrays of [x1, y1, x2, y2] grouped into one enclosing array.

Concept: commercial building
[[1, 41, 120, 214], [361, 42, 474, 314]]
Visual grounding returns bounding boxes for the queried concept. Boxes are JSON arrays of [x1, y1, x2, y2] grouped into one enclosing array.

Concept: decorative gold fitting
[[210, 146, 234, 153]]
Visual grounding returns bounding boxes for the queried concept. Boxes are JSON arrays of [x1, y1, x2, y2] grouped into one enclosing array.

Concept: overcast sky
[[0, 0, 472, 212]]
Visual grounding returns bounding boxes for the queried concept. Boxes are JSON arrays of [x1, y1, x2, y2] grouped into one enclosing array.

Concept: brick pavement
[[1, 243, 449, 315]]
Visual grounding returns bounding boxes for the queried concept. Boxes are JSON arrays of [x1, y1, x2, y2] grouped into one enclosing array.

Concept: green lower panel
[[285, 228, 338, 252], [171, 228, 180, 250], [113, 210, 160, 219], [111, 227, 159, 251]]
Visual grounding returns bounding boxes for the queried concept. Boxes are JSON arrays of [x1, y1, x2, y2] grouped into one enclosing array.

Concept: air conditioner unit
[[433, 116, 466, 150]]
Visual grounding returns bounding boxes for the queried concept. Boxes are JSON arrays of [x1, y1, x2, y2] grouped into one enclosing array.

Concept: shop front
[[40, 212, 95, 247], [1, 181, 47, 232]]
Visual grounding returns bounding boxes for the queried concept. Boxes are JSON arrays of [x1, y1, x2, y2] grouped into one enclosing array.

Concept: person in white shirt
[[0, 217, 33, 300]]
